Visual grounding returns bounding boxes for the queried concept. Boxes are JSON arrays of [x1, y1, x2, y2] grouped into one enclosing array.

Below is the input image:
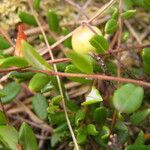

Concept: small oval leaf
[[65, 64, 92, 83], [0, 56, 28, 68], [105, 19, 118, 34], [21, 40, 52, 70], [121, 10, 136, 19], [47, 9, 60, 33], [0, 126, 18, 150], [89, 35, 109, 54], [113, 84, 144, 114], [19, 122, 38, 150], [29, 73, 50, 92], [1, 82, 21, 104], [32, 93, 48, 120], [66, 51, 93, 74], [19, 12, 37, 26]]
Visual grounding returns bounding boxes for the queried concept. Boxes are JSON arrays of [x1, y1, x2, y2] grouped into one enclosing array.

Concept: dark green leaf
[[0, 111, 7, 125], [89, 35, 109, 54], [47, 9, 60, 32], [115, 121, 128, 143], [0, 126, 18, 150], [32, 93, 48, 120], [113, 84, 144, 113], [29, 73, 50, 92], [65, 65, 92, 83], [10, 71, 35, 81], [19, 122, 38, 150], [1, 82, 21, 103], [130, 109, 150, 125], [121, 10, 136, 19], [82, 86, 103, 106], [86, 124, 98, 136], [75, 110, 85, 126], [0, 56, 28, 68], [66, 51, 93, 74], [19, 12, 37, 26], [33, 0, 41, 10], [105, 19, 118, 34], [0, 36, 10, 50], [21, 40, 52, 70], [94, 106, 107, 124]]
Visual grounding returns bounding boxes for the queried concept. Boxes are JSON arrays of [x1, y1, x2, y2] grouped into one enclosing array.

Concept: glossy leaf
[[0, 56, 28, 68], [66, 51, 93, 74], [29, 73, 50, 92], [89, 35, 109, 54], [122, 10, 136, 19], [130, 109, 150, 125], [65, 64, 92, 83], [19, 12, 37, 26], [134, 131, 145, 145], [0, 36, 10, 50], [33, 0, 41, 10], [94, 106, 107, 124], [21, 40, 52, 70], [47, 9, 60, 32], [19, 122, 38, 150], [1, 82, 21, 103], [82, 86, 103, 106], [0, 111, 7, 125], [32, 93, 48, 120], [75, 110, 85, 126], [105, 19, 118, 34], [113, 84, 144, 113], [0, 126, 18, 150], [86, 124, 98, 136]]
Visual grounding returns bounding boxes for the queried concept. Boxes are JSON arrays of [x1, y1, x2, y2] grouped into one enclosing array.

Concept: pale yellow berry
[[72, 25, 102, 54]]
